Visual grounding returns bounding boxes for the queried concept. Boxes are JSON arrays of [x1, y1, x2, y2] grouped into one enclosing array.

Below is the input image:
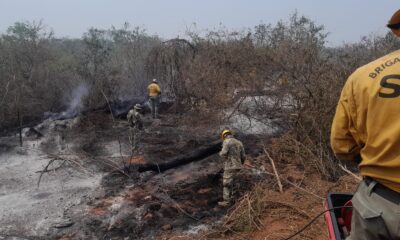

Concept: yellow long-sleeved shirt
[[331, 49, 400, 192], [147, 83, 161, 97]]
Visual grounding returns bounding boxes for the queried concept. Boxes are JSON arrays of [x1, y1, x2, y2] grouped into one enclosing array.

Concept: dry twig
[[339, 164, 362, 181], [37, 159, 57, 187], [263, 147, 283, 193], [277, 174, 323, 200], [100, 89, 134, 176], [36, 152, 88, 187], [265, 200, 311, 219]]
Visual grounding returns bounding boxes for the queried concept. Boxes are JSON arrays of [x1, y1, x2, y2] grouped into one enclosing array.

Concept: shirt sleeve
[[219, 141, 229, 157], [330, 78, 361, 161], [127, 110, 133, 122], [240, 144, 246, 162]]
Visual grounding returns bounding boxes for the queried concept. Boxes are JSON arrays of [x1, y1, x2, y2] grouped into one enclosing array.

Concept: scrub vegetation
[[1, 12, 400, 239], [1, 13, 399, 179]]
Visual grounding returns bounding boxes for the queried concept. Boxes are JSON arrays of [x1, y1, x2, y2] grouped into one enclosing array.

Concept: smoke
[[64, 83, 89, 117], [44, 83, 90, 120]]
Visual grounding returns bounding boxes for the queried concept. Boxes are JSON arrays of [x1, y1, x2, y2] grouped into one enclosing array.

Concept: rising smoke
[[44, 83, 90, 120], [65, 84, 89, 116]]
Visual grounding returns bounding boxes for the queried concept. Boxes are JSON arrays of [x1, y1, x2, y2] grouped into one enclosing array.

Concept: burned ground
[[0, 105, 359, 240], [0, 11, 395, 240], [69, 111, 267, 239], [0, 108, 269, 240]]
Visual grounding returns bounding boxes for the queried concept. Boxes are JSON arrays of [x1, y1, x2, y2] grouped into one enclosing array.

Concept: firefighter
[[147, 79, 161, 119], [218, 129, 246, 207], [127, 104, 143, 153], [330, 9, 400, 240]]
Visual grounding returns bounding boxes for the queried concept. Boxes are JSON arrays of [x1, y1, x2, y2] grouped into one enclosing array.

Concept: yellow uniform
[[147, 83, 161, 97], [147, 82, 161, 118], [331, 49, 400, 192]]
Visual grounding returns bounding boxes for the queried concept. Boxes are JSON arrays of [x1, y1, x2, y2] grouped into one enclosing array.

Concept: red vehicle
[[324, 193, 353, 240]]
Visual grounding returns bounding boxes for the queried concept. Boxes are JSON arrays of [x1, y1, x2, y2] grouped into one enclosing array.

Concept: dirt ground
[[0, 110, 359, 240], [0, 111, 241, 239], [157, 166, 359, 240], [246, 175, 358, 240]]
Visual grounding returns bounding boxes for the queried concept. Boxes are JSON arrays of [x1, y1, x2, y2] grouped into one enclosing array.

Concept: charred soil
[[0, 110, 357, 240]]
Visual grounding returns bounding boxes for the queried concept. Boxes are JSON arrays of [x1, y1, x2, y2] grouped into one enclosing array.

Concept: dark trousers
[[149, 96, 159, 118]]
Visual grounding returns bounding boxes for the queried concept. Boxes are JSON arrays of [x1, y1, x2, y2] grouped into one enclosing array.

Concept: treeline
[[147, 13, 400, 178], [0, 22, 160, 130], [1, 14, 400, 179]]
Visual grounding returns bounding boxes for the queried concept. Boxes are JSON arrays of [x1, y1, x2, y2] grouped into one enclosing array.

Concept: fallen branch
[[263, 147, 283, 193], [125, 140, 222, 173], [265, 200, 311, 219], [100, 158, 132, 179], [243, 161, 324, 200], [339, 164, 362, 181], [222, 96, 245, 122], [46, 152, 87, 172], [35, 151, 91, 187], [37, 159, 57, 187], [256, 170, 324, 200], [246, 194, 262, 230], [281, 176, 324, 200], [154, 190, 200, 221], [36, 159, 67, 173]]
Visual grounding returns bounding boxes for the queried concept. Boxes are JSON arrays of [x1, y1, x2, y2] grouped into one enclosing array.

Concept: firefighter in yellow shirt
[[147, 79, 161, 119], [331, 9, 400, 240]]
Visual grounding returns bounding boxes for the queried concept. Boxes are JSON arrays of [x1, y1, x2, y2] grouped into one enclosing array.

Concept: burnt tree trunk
[[18, 109, 23, 146], [125, 140, 222, 173]]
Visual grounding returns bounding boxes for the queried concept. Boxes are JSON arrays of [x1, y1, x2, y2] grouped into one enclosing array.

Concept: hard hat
[[387, 9, 400, 37], [220, 129, 232, 140], [152, 79, 158, 83], [134, 104, 142, 110]]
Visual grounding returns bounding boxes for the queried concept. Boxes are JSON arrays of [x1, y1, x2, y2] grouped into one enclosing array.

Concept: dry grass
[[223, 183, 269, 232]]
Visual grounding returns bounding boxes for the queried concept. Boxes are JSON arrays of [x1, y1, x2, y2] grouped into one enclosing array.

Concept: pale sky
[[0, 0, 398, 46]]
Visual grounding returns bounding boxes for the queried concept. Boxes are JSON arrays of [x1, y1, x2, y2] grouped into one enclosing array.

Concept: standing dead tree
[[146, 38, 197, 111]]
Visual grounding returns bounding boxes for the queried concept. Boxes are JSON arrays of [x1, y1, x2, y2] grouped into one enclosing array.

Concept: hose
[[283, 206, 353, 240]]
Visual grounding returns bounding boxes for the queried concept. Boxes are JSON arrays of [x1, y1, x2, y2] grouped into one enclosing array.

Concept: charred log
[[126, 140, 222, 173]]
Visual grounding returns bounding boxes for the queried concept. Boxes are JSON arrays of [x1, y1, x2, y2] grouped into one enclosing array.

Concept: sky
[[0, 0, 398, 46]]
